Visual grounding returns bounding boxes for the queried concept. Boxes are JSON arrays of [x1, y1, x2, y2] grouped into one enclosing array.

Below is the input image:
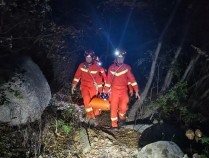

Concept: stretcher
[[89, 97, 110, 110]]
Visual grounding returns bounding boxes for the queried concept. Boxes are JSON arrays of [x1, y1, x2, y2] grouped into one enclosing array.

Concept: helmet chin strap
[[84, 61, 94, 68], [116, 62, 123, 66]]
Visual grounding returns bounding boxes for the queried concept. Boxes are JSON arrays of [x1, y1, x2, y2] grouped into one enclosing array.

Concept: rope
[[89, 70, 98, 95]]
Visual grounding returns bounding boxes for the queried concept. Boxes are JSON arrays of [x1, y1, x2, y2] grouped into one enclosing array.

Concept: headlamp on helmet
[[84, 49, 95, 58], [94, 56, 102, 66], [94, 56, 99, 62], [115, 49, 120, 56], [114, 49, 126, 58]]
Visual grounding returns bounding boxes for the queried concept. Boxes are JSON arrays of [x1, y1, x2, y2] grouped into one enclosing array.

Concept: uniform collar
[[84, 62, 94, 69], [115, 63, 123, 67]]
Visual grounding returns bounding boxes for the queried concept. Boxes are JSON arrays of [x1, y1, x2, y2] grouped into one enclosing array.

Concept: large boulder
[[138, 123, 190, 149], [0, 57, 51, 125], [137, 141, 184, 158]]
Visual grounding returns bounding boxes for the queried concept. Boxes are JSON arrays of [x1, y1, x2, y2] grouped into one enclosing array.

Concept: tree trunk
[[128, 0, 181, 121], [161, 29, 189, 91], [181, 54, 200, 82], [188, 74, 209, 109], [161, 46, 182, 92], [161, 2, 194, 92]]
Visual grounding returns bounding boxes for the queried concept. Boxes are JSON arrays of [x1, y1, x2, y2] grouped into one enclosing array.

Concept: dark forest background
[[1, 0, 209, 141]]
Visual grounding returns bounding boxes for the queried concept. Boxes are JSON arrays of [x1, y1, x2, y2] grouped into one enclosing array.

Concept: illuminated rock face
[[0, 57, 51, 126], [137, 141, 184, 158]]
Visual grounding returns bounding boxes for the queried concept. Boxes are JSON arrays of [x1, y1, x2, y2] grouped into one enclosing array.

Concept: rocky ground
[[41, 111, 141, 158]]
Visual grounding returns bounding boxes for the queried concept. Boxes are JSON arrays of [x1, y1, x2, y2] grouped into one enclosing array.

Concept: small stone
[[152, 119, 158, 124], [183, 154, 189, 158], [93, 137, 98, 141], [193, 153, 200, 158], [73, 134, 80, 141], [105, 138, 109, 142], [83, 146, 90, 154]]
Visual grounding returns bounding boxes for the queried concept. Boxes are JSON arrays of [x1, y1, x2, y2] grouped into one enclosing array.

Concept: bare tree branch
[[128, 0, 181, 121], [191, 45, 209, 61]]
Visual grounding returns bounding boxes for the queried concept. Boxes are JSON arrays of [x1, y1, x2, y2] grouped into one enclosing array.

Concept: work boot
[[118, 118, 126, 126], [83, 117, 90, 124], [95, 115, 102, 121], [88, 118, 98, 127], [110, 126, 119, 131]]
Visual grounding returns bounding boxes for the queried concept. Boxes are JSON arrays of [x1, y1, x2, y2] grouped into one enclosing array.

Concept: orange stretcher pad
[[89, 97, 110, 110]]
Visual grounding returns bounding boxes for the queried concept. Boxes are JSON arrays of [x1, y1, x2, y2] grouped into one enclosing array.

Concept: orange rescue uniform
[[72, 62, 103, 119], [100, 67, 107, 83], [104, 63, 138, 127], [94, 66, 107, 116]]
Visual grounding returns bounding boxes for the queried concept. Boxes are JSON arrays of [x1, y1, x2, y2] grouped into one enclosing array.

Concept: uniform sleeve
[[126, 66, 139, 93], [104, 66, 113, 93], [72, 64, 82, 86], [128, 81, 133, 92], [93, 66, 103, 93], [101, 67, 107, 83], [96, 73, 103, 93], [97, 67, 107, 93]]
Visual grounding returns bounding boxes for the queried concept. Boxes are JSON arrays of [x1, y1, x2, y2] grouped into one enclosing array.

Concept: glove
[[129, 90, 133, 96], [71, 85, 76, 94], [135, 92, 140, 100]]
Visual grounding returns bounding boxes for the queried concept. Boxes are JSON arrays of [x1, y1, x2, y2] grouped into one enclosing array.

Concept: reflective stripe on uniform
[[85, 107, 93, 112], [110, 69, 128, 76], [131, 82, 137, 86], [111, 117, 118, 121], [73, 78, 79, 82], [98, 84, 103, 88], [80, 68, 97, 74], [81, 68, 88, 72], [105, 83, 111, 87], [119, 113, 125, 117], [90, 71, 97, 74]]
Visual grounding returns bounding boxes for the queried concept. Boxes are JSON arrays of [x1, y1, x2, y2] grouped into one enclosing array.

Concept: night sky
[[48, 0, 209, 89]]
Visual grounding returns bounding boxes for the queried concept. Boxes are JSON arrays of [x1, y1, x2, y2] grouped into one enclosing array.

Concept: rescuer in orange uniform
[[71, 50, 103, 126], [104, 49, 140, 130], [94, 56, 107, 84], [93, 56, 107, 118]]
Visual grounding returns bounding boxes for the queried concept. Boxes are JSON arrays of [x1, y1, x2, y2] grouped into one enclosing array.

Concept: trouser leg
[[93, 108, 102, 116], [118, 92, 129, 120], [81, 86, 96, 120], [110, 90, 119, 127]]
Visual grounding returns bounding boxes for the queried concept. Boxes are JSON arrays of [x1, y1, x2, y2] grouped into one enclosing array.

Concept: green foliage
[[14, 90, 23, 99], [200, 155, 208, 158], [56, 107, 76, 134], [57, 119, 73, 134], [0, 87, 22, 105], [156, 82, 205, 126], [0, 92, 10, 105], [62, 125, 72, 133], [200, 136, 209, 157], [201, 136, 209, 145]]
